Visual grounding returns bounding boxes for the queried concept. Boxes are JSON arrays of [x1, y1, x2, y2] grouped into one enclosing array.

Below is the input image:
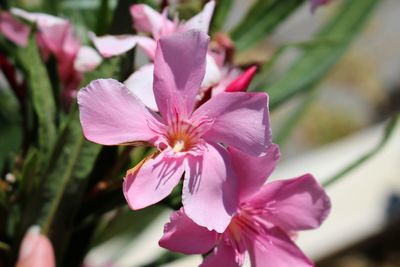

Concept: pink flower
[[91, 1, 220, 107], [91, 1, 215, 59], [0, 12, 30, 46], [11, 8, 102, 103], [310, 0, 333, 12], [159, 145, 331, 266], [78, 30, 271, 232]]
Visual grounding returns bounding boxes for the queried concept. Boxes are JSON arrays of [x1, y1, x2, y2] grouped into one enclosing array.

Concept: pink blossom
[[91, 1, 215, 59], [159, 145, 331, 266], [78, 30, 271, 232], [10, 8, 102, 102], [0, 12, 30, 46], [91, 1, 221, 106]]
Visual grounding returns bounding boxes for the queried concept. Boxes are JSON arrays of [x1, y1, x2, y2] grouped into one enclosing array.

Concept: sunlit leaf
[[252, 0, 380, 109], [231, 0, 305, 51]]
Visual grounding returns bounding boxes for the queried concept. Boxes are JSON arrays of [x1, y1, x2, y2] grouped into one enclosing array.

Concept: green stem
[[323, 113, 399, 187]]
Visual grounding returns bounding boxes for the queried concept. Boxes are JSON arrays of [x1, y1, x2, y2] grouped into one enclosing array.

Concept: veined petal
[[228, 144, 280, 201], [201, 242, 241, 267], [193, 92, 272, 156], [153, 30, 208, 120], [246, 227, 314, 267], [159, 208, 218, 254], [90, 33, 156, 58], [74, 45, 102, 72], [182, 142, 238, 233], [123, 151, 185, 210], [184, 0, 216, 33], [247, 174, 331, 231], [124, 64, 157, 111], [77, 78, 163, 146], [0, 12, 30, 47]]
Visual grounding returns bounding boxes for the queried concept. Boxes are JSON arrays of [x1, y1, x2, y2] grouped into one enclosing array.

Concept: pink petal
[[159, 208, 218, 254], [12, 8, 78, 58], [201, 242, 241, 267], [248, 174, 331, 231], [225, 65, 257, 92], [77, 78, 163, 146], [130, 4, 174, 38], [193, 92, 272, 156], [182, 142, 238, 233], [0, 12, 30, 46], [184, 0, 216, 33], [123, 151, 185, 210], [228, 144, 280, 201], [90, 33, 156, 59], [246, 227, 314, 267], [74, 46, 102, 72], [124, 64, 157, 111], [11, 8, 65, 26], [153, 30, 209, 119]]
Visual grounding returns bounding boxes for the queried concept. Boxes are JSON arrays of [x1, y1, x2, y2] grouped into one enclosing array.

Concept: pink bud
[[225, 65, 257, 92]]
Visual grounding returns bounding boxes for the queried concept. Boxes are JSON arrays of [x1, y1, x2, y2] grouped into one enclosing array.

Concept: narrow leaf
[[253, 0, 380, 109], [323, 114, 399, 187], [16, 38, 57, 166], [210, 0, 233, 33], [231, 0, 305, 51]]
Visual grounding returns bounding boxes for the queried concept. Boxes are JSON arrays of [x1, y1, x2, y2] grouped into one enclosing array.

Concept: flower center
[[167, 120, 200, 152], [172, 139, 187, 152]]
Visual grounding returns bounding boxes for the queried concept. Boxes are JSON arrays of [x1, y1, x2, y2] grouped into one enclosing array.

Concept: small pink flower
[[0, 12, 30, 46], [78, 30, 272, 232], [159, 145, 331, 266], [11, 8, 102, 98], [91, 1, 221, 107], [91, 1, 216, 59]]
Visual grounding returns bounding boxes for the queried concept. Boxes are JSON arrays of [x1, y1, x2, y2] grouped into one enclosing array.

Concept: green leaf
[[231, 0, 305, 51], [16, 108, 101, 263], [91, 206, 164, 247], [18, 148, 39, 197], [323, 113, 399, 187], [210, 0, 233, 33], [253, 0, 380, 109], [250, 38, 338, 91], [16, 38, 57, 167], [95, 0, 112, 35], [273, 86, 319, 146], [82, 57, 121, 85]]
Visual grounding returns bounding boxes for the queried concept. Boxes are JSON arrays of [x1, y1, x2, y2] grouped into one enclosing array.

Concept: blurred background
[[1, 0, 400, 266]]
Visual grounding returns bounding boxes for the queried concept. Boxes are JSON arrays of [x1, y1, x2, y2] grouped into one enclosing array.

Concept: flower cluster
[[76, 2, 331, 266], [73, 1, 333, 266]]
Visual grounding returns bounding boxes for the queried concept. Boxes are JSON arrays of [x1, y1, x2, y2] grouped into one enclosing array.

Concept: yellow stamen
[[172, 139, 185, 152]]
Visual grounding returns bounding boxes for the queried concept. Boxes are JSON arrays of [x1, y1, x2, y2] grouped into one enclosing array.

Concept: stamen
[[172, 139, 185, 152]]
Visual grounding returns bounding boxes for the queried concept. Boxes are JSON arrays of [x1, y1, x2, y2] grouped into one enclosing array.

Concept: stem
[[323, 114, 399, 187]]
